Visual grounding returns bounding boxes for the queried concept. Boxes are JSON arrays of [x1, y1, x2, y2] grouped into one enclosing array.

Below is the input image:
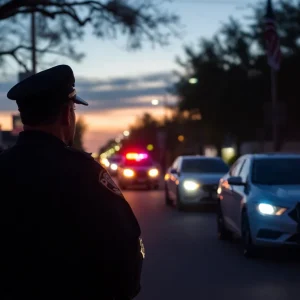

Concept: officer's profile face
[[61, 100, 76, 146]]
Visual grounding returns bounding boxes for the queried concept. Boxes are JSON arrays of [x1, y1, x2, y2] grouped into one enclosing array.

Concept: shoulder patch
[[99, 169, 123, 196]]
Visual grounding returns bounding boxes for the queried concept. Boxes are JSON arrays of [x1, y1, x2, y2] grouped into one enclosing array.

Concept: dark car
[[117, 152, 160, 190], [108, 155, 124, 176]]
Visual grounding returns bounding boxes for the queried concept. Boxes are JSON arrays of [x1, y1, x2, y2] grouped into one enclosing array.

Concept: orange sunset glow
[[0, 106, 167, 152]]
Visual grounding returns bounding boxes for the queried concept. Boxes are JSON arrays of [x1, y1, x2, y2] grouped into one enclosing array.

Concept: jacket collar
[[17, 130, 67, 148]]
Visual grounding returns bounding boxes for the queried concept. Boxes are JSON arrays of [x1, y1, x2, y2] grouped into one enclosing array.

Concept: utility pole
[[162, 93, 169, 172], [265, 0, 281, 151], [31, 9, 37, 74], [271, 69, 279, 151]]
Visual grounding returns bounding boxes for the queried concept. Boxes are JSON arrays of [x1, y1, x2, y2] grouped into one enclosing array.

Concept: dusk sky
[[0, 0, 259, 152]]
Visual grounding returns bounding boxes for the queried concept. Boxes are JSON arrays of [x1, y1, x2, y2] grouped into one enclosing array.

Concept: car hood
[[181, 173, 225, 184], [253, 184, 300, 206]]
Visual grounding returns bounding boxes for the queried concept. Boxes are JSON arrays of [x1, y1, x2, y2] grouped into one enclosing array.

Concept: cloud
[[75, 71, 176, 111], [0, 71, 177, 152], [0, 70, 176, 111]]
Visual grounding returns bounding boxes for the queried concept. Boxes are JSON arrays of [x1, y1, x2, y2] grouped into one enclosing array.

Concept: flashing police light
[[126, 153, 148, 161]]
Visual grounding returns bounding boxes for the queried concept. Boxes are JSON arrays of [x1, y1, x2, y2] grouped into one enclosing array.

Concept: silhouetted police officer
[[0, 65, 144, 300]]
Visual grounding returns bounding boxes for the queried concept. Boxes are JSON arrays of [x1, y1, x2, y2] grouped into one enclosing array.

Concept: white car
[[164, 156, 229, 210], [217, 153, 300, 257]]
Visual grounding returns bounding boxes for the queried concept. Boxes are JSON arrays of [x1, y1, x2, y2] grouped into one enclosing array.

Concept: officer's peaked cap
[[7, 65, 88, 106]]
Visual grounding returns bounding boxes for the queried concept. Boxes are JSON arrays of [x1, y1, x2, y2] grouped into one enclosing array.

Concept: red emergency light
[[126, 153, 148, 161]]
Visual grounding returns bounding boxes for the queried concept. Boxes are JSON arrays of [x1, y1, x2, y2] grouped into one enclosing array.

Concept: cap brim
[[74, 95, 88, 106]]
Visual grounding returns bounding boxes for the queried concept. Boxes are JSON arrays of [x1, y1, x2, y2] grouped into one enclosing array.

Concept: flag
[[264, 0, 281, 70]]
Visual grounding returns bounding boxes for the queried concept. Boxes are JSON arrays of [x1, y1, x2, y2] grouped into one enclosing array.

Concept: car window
[[230, 158, 244, 176], [181, 158, 229, 173], [239, 159, 251, 182], [110, 157, 123, 163], [252, 158, 300, 185]]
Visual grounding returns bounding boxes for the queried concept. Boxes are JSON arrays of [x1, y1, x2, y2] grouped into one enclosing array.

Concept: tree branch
[[0, 1, 106, 21], [0, 45, 31, 71], [0, 44, 83, 71], [0, 1, 180, 69]]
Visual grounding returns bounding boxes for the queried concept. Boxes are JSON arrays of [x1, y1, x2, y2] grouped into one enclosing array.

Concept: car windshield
[[124, 159, 153, 167], [181, 159, 229, 173], [110, 157, 122, 163], [252, 158, 300, 185]]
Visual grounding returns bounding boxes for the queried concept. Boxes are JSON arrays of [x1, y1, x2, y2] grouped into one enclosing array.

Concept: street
[[123, 187, 300, 300]]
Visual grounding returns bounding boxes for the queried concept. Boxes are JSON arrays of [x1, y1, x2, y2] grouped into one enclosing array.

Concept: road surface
[[122, 187, 300, 300]]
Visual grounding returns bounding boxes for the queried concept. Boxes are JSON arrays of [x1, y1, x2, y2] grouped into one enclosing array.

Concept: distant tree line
[[174, 0, 300, 154], [101, 0, 300, 161]]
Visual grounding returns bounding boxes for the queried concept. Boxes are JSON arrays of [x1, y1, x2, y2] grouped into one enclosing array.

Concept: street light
[[123, 130, 130, 137], [151, 99, 159, 106], [178, 135, 185, 142], [151, 96, 168, 120], [189, 77, 198, 84]]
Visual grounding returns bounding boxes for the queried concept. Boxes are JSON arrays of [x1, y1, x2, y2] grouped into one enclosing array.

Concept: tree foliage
[[0, 0, 180, 71], [124, 113, 160, 152], [174, 0, 300, 152], [97, 0, 300, 158]]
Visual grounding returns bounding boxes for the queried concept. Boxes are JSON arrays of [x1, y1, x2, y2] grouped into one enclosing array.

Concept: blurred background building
[[0, 115, 22, 151]]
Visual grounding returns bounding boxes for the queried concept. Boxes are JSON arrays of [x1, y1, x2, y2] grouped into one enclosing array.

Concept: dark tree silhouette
[[173, 0, 300, 152], [0, 0, 180, 71]]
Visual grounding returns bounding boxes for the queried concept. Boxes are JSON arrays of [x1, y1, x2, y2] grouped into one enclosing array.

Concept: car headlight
[[123, 169, 134, 178], [110, 163, 118, 171], [257, 203, 287, 216], [101, 158, 110, 167], [183, 180, 200, 191], [148, 168, 159, 177]]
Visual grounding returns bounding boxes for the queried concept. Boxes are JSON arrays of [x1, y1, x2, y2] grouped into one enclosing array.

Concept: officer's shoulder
[[0, 149, 7, 162], [0, 148, 10, 156], [64, 146, 101, 167], [0, 147, 17, 160], [65, 146, 94, 160]]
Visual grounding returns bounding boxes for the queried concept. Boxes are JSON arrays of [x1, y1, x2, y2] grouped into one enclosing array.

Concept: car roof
[[241, 153, 300, 160], [179, 155, 223, 160]]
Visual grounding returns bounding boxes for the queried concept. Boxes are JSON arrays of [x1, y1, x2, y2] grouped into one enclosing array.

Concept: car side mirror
[[170, 168, 177, 174], [228, 176, 245, 186]]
